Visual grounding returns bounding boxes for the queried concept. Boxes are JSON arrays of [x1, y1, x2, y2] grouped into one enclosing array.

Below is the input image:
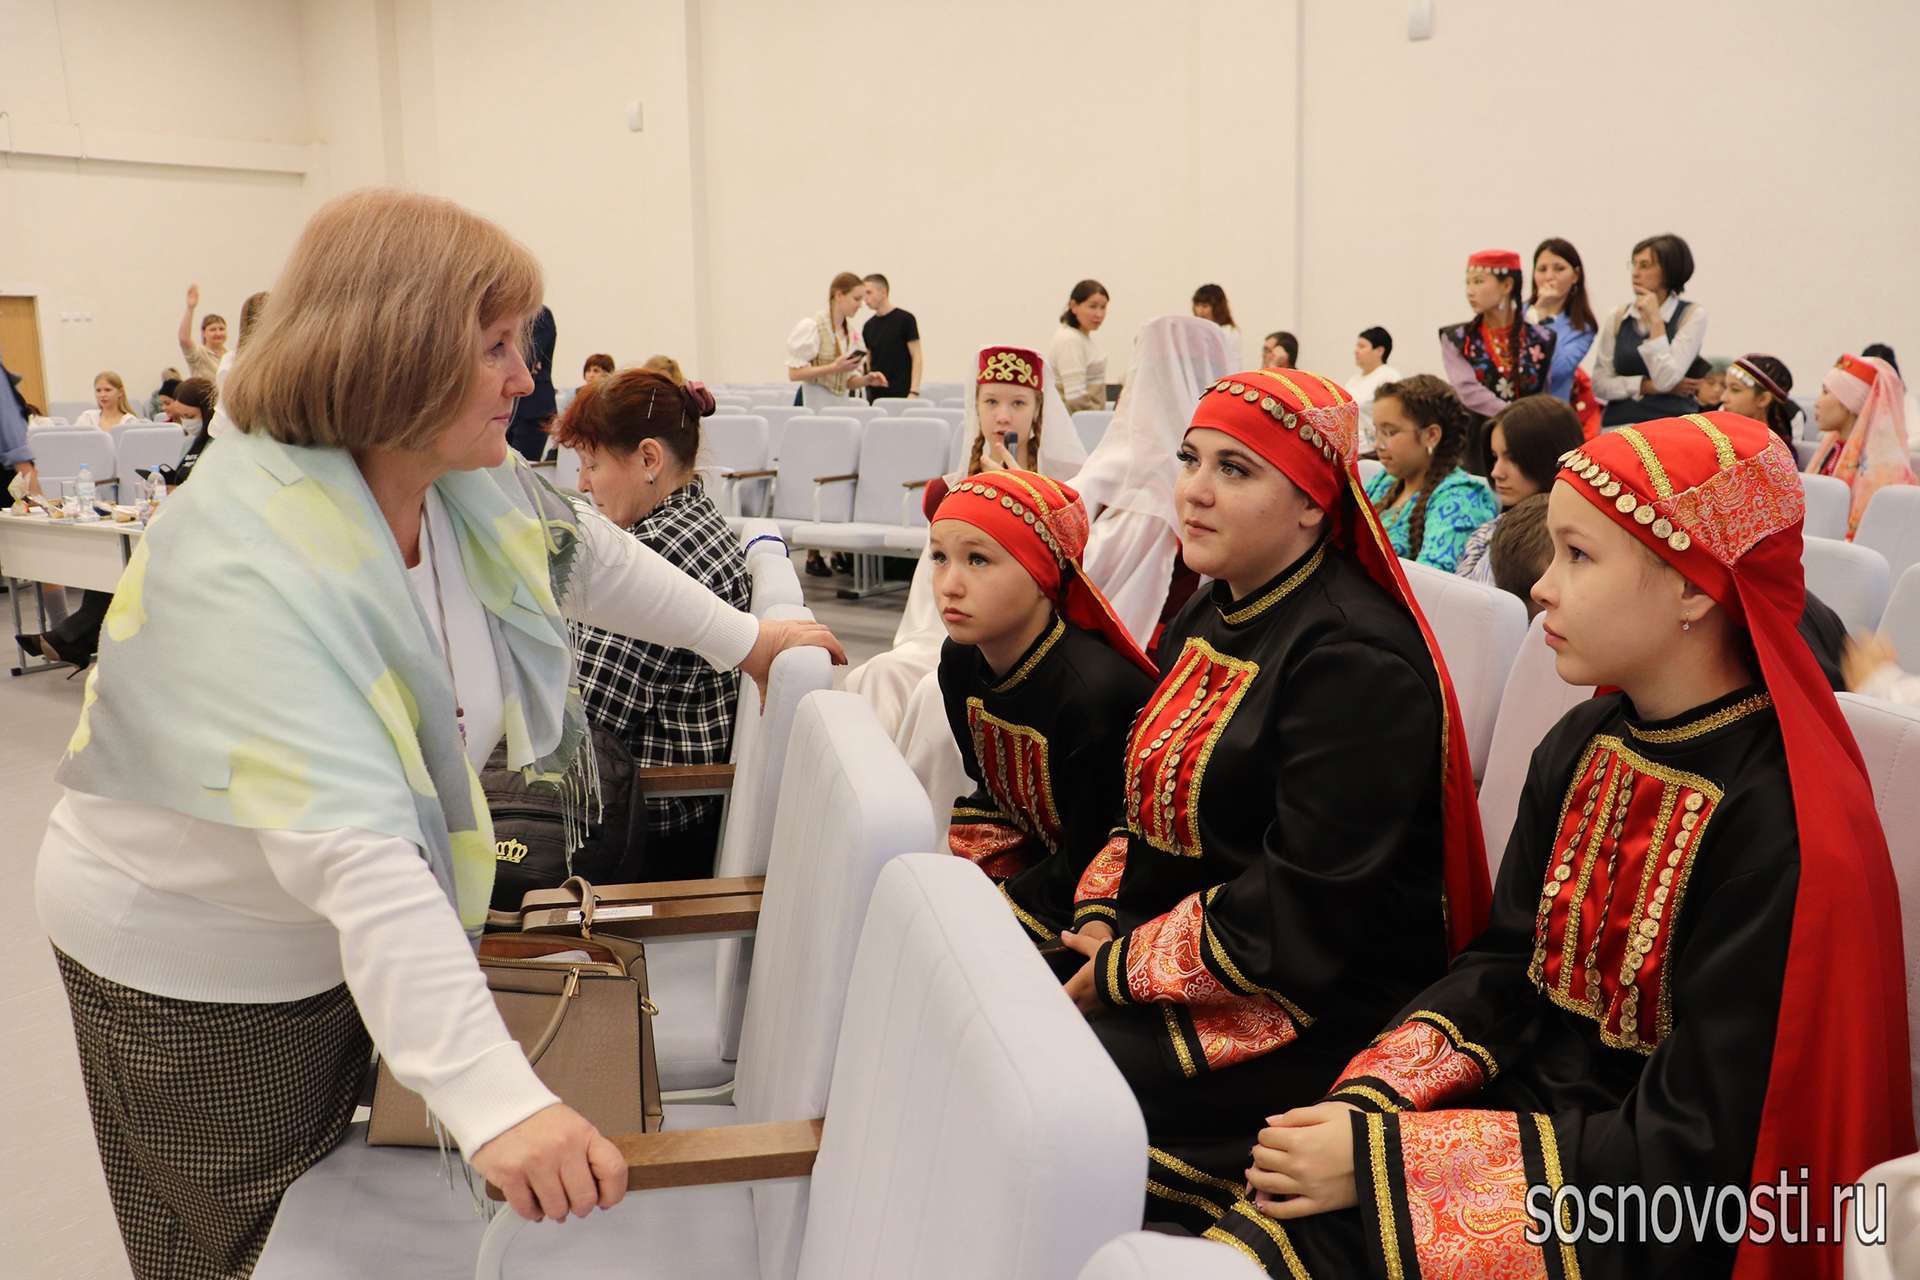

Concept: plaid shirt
[[573, 481, 751, 834]]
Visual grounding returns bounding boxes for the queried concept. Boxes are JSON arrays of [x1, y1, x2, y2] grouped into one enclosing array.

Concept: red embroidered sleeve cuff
[[1072, 830, 1128, 928], [948, 810, 1034, 882], [1327, 1010, 1498, 1113], [1354, 1109, 1581, 1280]]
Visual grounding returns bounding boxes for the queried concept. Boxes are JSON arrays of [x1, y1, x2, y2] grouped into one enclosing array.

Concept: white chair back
[[553, 445, 581, 491], [837, 404, 884, 423], [114, 425, 189, 482], [795, 855, 1147, 1280], [1884, 565, 1920, 670], [739, 696, 935, 1280], [1849, 1151, 1920, 1280], [1479, 614, 1591, 878], [709, 614, 833, 1058], [702, 414, 773, 515], [746, 552, 804, 616], [847, 418, 951, 527], [919, 382, 965, 402], [1804, 535, 1891, 633], [898, 405, 965, 430], [1358, 458, 1385, 487], [753, 405, 811, 460], [1078, 1234, 1266, 1279], [1801, 473, 1851, 541], [771, 417, 862, 524], [29, 429, 116, 495], [1072, 409, 1114, 454], [1399, 559, 1528, 780], [1836, 693, 1920, 1123], [1855, 485, 1920, 590], [1793, 440, 1820, 470]]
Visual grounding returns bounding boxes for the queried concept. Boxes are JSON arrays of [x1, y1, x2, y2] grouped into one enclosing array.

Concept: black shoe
[[804, 554, 833, 579], [19, 630, 91, 670], [830, 553, 853, 574]]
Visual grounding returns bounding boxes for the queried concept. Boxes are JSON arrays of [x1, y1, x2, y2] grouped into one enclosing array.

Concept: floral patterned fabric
[[1365, 466, 1499, 572]]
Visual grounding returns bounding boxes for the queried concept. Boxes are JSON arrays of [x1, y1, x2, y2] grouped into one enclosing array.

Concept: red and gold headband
[[977, 345, 1044, 390], [1466, 248, 1523, 273]]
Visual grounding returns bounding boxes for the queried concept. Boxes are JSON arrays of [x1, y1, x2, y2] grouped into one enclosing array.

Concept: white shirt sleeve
[[1051, 329, 1090, 403], [258, 827, 558, 1156], [1590, 308, 1640, 404], [1858, 666, 1920, 707], [1636, 301, 1708, 393], [75, 408, 102, 429], [786, 317, 822, 370], [566, 500, 759, 672]]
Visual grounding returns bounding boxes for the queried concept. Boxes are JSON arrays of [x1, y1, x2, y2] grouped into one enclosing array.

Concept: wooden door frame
[[0, 289, 49, 414]]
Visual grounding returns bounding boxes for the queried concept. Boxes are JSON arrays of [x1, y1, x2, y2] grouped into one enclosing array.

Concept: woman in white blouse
[[1591, 233, 1709, 426], [36, 189, 845, 1277], [1050, 278, 1111, 411], [72, 370, 139, 430], [784, 271, 886, 410]]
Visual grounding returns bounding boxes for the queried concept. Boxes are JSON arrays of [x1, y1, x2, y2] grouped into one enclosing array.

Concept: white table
[[0, 512, 144, 675]]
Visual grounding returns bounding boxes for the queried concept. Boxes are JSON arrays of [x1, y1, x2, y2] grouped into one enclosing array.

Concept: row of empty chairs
[[23, 426, 192, 501]]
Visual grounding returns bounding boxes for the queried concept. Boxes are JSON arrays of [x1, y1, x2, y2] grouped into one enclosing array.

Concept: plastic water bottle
[[75, 464, 99, 522], [147, 472, 167, 519]]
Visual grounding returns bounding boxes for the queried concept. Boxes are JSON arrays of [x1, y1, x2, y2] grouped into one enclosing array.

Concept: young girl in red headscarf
[[929, 471, 1156, 950], [1209, 413, 1913, 1280], [1808, 353, 1915, 538]]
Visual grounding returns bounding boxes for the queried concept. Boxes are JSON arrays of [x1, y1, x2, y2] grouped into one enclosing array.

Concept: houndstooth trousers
[[55, 949, 372, 1280]]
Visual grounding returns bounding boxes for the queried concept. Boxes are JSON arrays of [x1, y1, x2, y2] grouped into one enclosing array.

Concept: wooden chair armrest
[[901, 477, 937, 490], [811, 472, 858, 485], [632, 762, 735, 797], [518, 875, 766, 913], [487, 1119, 823, 1198], [520, 892, 762, 940], [730, 468, 778, 480]]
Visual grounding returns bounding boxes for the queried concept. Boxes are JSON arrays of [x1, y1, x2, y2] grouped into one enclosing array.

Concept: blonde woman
[[36, 189, 846, 1277], [784, 271, 885, 410], [73, 371, 138, 430], [216, 289, 271, 390]]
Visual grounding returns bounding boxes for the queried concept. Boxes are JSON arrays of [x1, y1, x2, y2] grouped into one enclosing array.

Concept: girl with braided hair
[[1363, 373, 1497, 572], [1720, 354, 1802, 446]]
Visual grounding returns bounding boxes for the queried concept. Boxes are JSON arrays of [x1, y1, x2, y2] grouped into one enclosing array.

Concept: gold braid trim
[[1533, 1114, 1585, 1280], [1220, 540, 1328, 625], [1625, 692, 1772, 744], [1366, 1113, 1405, 1280], [1405, 1010, 1500, 1077], [1145, 1180, 1227, 1221], [1682, 413, 1739, 468], [992, 618, 1065, 693], [1225, 1200, 1316, 1280], [1614, 427, 1674, 498]]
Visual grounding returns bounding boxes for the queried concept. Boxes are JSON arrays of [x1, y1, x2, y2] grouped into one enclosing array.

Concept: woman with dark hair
[[1526, 238, 1601, 431], [554, 368, 751, 877], [785, 270, 884, 409], [1191, 283, 1241, 363], [1593, 232, 1709, 426], [1051, 279, 1111, 411], [1363, 374, 1498, 572], [1720, 354, 1801, 446], [1438, 249, 1556, 471], [1454, 394, 1586, 580]]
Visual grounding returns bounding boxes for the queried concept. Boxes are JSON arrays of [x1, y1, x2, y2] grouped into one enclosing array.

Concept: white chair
[[114, 425, 189, 485], [1357, 458, 1385, 487], [1882, 565, 1920, 670], [1399, 559, 1528, 782], [1078, 1234, 1265, 1279], [751, 406, 811, 462], [256, 690, 934, 1280], [1801, 472, 1851, 541], [836, 404, 885, 424], [48, 399, 92, 421], [1804, 535, 1890, 633], [1072, 409, 1114, 454], [919, 381, 965, 403], [937, 397, 965, 411], [553, 445, 582, 492], [700, 414, 773, 516], [1479, 614, 1591, 879], [733, 518, 791, 562], [1793, 396, 1820, 441], [789, 417, 951, 580], [1836, 693, 1920, 1123], [765, 417, 862, 542], [1793, 440, 1820, 470], [898, 404, 964, 430], [29, 428, 118, 501], [1849, 1150, 1920, 1280], [1855, 485, 1920, 589], [745, 553, 804, 617]]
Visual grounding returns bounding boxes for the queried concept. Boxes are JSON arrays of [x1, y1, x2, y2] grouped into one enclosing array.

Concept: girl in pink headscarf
[[1808, 353, 1916, 537]]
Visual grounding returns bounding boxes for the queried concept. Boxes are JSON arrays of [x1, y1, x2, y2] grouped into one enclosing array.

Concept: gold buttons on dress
[[1684, 793, 1704, 812]]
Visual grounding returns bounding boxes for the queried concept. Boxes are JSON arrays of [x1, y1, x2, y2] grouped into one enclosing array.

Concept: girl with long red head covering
[[1809, 353, 1915, 537], [1212, 412, 1912, 1280], [1050, 367, 1491, 1232], [930, 471, 1156, 948]]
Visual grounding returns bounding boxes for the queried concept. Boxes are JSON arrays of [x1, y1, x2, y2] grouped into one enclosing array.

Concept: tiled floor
[[0, 567, 906, 1278]]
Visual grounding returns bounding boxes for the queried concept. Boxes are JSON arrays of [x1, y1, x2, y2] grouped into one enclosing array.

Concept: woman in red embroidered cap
[[1439, 249, 1557, 468], [1207, 414, 1912, 1280], [930, 471, 1156, 950], [1809, 353, 1915, 537], [1052, 369, 1491, 1232]]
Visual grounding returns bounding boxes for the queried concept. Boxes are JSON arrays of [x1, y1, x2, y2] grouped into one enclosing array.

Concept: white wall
[[693, 0, 1301, 387], [0, 0, 315, 405], [1295, 0, 1920, 395]]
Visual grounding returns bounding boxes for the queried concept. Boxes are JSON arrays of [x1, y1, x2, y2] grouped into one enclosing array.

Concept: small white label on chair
[[569, 904, 656, 922]]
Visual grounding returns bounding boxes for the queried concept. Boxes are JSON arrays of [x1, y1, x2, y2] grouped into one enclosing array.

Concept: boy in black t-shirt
[[859, 274, 921, 402]]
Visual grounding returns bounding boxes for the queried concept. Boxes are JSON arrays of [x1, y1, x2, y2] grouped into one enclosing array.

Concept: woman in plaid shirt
[[555, 367, 751, 878]]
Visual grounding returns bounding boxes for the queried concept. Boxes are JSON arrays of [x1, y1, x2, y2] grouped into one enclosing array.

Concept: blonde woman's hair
[[965, 385, 1044, 474], [223, 188, 542, 450], [640, 354, 686, 385], [93, 371, 134, 419], [236, 291, 270, 350]]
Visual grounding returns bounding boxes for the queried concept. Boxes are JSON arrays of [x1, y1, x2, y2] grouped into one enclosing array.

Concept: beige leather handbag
[[367, 880, 662, 1147]]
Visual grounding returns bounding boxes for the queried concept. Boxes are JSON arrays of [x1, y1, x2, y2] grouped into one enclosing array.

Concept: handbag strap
[[562, 874, 597, 938], [524, 967, 582, 1065]]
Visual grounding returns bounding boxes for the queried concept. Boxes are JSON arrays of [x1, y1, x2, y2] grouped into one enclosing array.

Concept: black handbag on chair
[[483, 723, 648, 919]]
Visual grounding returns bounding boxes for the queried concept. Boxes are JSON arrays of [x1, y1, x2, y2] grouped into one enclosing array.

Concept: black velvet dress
[[1204, 686, 1797, 1280]]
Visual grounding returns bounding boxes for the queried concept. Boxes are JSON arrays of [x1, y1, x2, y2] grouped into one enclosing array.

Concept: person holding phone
[[785, 272, 885, 410]]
